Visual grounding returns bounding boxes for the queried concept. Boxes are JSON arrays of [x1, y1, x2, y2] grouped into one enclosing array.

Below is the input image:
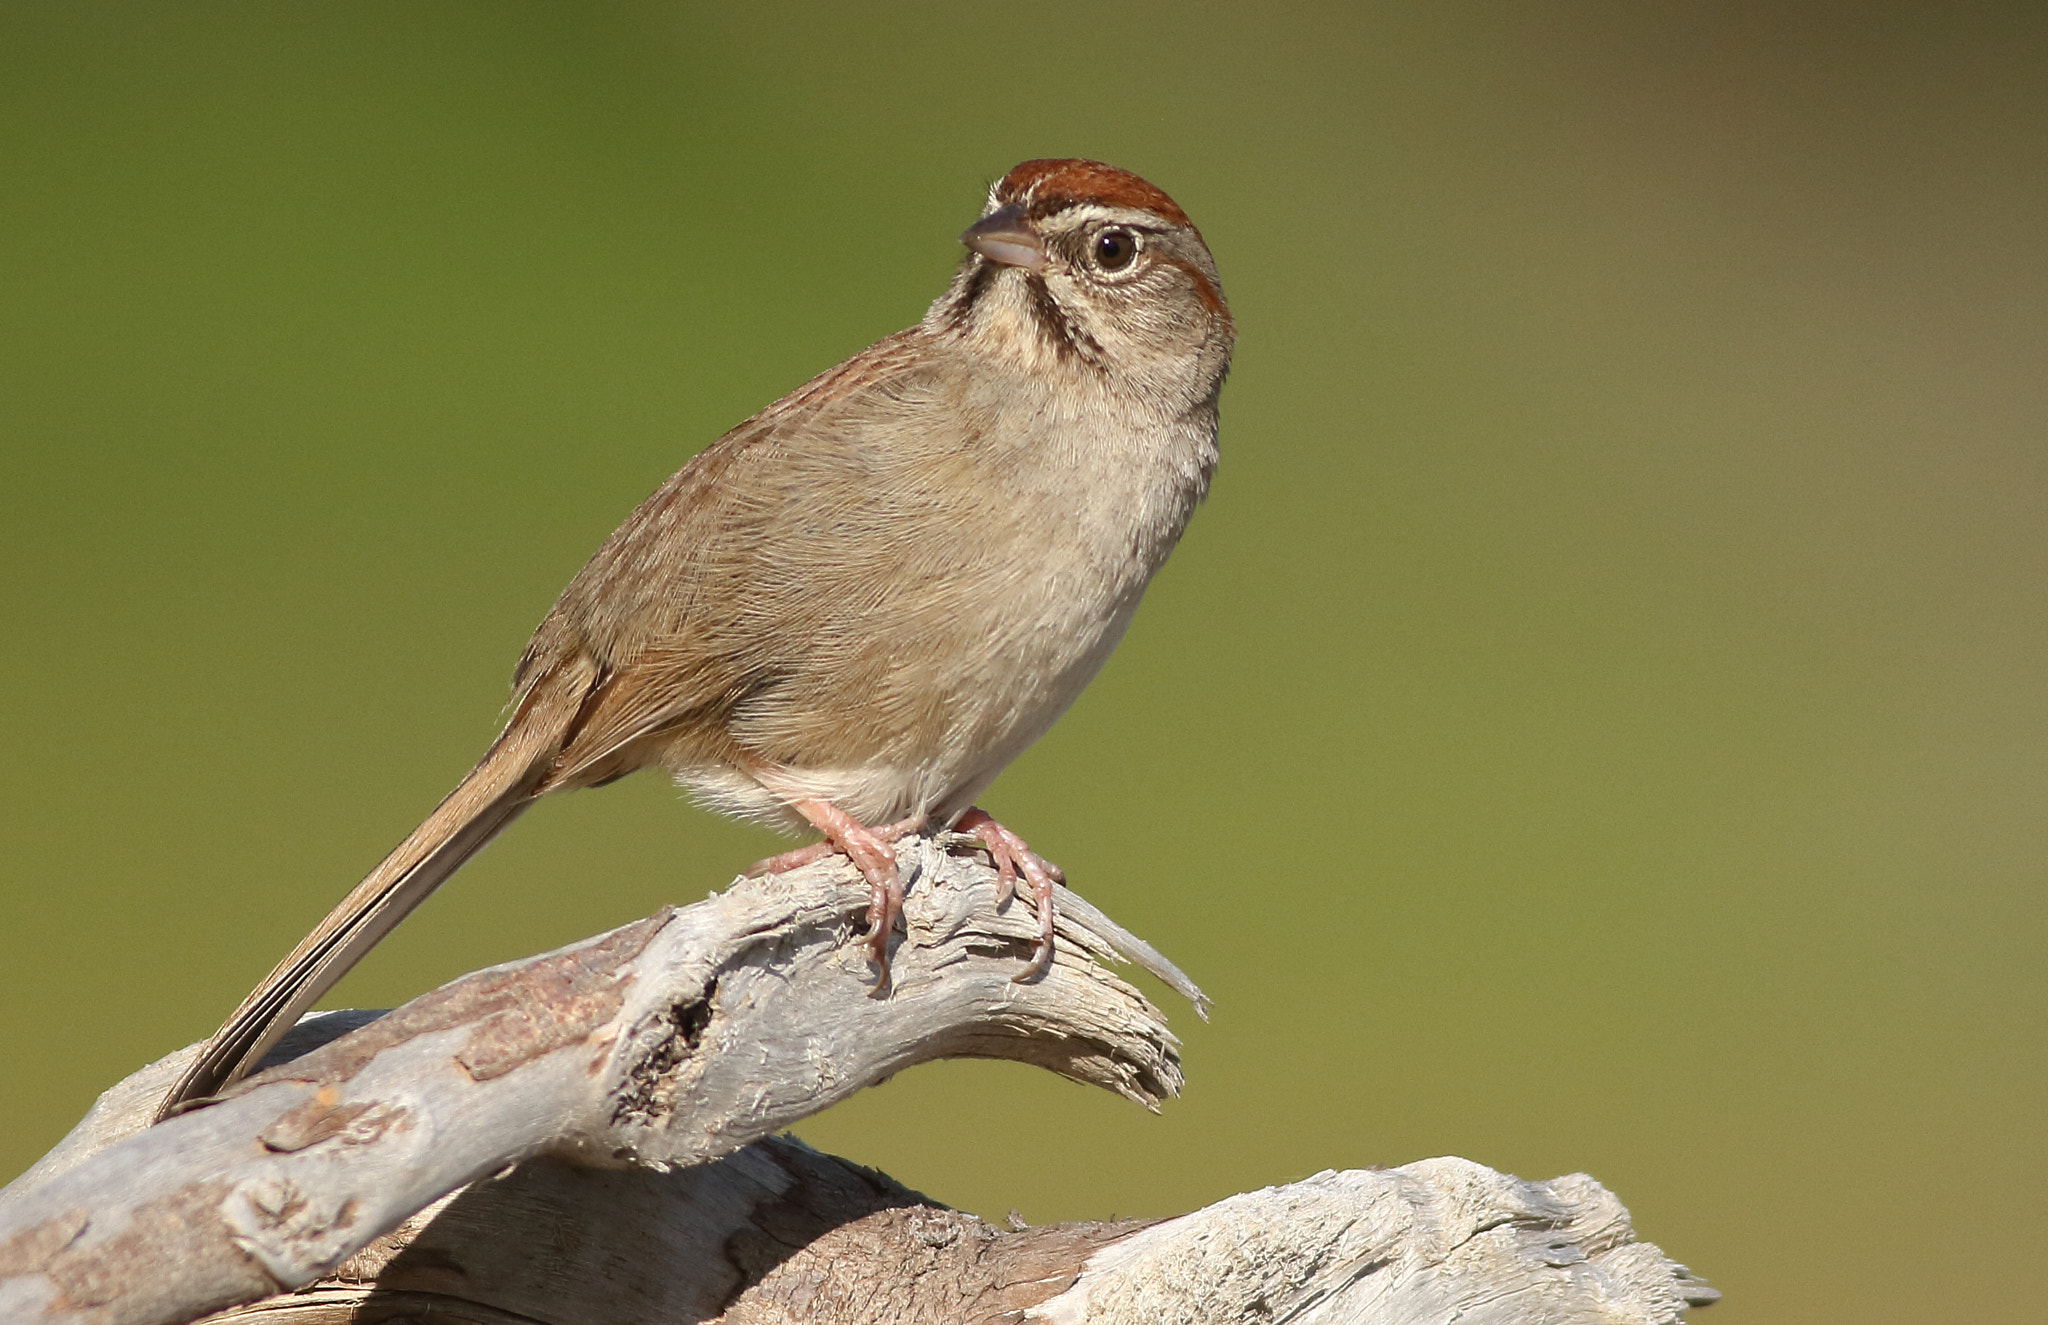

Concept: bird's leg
[[745, 810, 924, 879], [748, 802, 923, 970], [953, 807, 1062, 981]]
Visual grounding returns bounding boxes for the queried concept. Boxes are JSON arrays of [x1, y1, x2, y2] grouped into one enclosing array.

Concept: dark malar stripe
[[1024, 274, 1106, 369], [947, 258, 998, 328]]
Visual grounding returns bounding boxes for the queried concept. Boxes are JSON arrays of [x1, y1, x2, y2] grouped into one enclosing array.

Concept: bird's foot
[[748, 803, 923, 977], [953, 807, 1061, 981]]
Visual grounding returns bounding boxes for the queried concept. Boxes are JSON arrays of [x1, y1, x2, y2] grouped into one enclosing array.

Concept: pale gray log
[[0, 838, 1192, 1325], [1028, 1160, 1719, 1324], [164, 1138, 1714, 1324], [2, 837, 1716, 1324]]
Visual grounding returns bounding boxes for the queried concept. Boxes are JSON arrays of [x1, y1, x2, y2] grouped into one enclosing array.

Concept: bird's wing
[[518, 327, 939, 792]]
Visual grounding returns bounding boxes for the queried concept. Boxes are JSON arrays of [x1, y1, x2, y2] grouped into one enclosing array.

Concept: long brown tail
[[155, 665, 589, 1120]]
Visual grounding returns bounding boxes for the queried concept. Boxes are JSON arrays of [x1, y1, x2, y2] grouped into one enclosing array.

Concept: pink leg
[[746, 840, 840, 876], [954, 807, 1061, 981], [748, 805, 923, 972]]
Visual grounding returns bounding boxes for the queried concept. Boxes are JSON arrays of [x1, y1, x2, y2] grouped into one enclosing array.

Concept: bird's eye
[[1092, 228, 1140, 271]]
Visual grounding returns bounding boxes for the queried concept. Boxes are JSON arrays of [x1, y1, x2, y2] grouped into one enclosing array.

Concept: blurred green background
[[3, 3, 2043, 1319]]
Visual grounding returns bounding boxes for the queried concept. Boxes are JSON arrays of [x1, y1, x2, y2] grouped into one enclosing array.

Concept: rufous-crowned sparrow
[[158, 159, 1234, 1118]]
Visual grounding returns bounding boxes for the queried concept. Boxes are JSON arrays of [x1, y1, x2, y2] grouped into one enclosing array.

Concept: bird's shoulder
[[511, 325, 945, 696]]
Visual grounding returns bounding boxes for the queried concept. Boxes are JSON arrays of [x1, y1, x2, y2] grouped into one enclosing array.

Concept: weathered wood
[[1, 836, 1715, 1323], [166, 1136, 1716, 1325], [0, 836, 1191, 1324]]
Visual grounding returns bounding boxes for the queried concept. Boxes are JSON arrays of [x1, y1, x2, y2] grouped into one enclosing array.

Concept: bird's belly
[[661, 403, 1209, 837], [667, 569, 1146, 835]]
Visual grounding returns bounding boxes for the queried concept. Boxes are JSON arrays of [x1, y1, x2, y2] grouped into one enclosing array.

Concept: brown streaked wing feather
[[516, 327, 935, 792], [540, 645, 757, 791]]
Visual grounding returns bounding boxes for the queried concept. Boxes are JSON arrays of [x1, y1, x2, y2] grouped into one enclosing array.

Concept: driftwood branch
[[0, 836, 1715, 1324]]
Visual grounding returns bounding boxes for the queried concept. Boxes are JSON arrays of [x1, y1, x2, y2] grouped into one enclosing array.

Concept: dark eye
[[1092, 227, 1140, 271]]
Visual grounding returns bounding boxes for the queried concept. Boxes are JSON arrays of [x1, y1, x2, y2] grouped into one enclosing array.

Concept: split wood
[[0, 835, 1716, 1323]]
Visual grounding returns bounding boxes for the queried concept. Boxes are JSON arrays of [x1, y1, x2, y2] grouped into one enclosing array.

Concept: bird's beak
[[961, 203, 1047, 273]]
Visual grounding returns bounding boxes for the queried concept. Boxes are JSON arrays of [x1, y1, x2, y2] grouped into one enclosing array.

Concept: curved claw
[[754, 802, 923, 979], [954, 807, 1060, 981]]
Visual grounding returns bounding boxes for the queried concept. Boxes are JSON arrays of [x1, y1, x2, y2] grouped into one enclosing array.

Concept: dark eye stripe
[[1152, 253, 1231, 322]]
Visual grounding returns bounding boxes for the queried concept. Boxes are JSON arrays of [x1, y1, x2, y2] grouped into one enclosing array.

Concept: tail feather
[[156, 662, 592, 1119]]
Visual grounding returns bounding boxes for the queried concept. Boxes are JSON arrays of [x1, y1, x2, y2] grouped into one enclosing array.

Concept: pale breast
[[663, 358, 1217, 831]]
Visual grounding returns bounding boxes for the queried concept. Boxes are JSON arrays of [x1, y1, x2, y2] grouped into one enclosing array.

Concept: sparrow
[[157, 159, 1233, 1118]]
